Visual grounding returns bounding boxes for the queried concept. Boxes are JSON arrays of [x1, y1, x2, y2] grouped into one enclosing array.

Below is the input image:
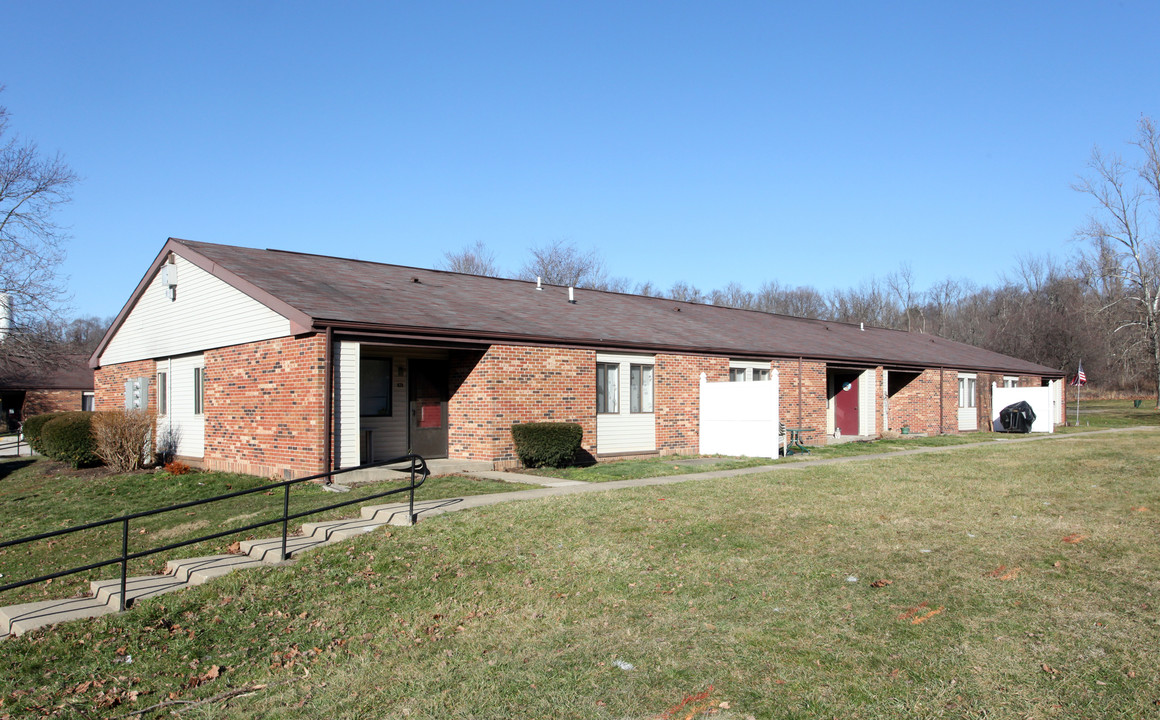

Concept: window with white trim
[[629, 364, 654, 413], [1003, 376, 1018, 388], [596, 362, 619, 414], [193, 368, 205, 415], [157, 372, 168, 415], [958, 375, 976, 408], [729, 360, 772, 382]]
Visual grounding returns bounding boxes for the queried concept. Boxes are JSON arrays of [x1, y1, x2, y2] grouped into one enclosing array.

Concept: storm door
[[408, 359, 448, 458]]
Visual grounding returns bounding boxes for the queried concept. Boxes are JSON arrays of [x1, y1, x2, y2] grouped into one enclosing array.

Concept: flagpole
[[1073, 360, 1082, 427]]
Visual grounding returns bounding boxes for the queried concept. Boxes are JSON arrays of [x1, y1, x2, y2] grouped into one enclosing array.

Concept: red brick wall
[[203, 335, 327, 479], [94, 359, 158, 412], [771, 359, 827, 445], [23, 389, 87, 416], [889, 368, 957, 436], [448, 345, 597, 465], [655, 354, 728, 454]]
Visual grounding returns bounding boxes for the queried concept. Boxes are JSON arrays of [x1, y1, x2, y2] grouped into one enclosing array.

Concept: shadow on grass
[[0, 458, 36, 482]]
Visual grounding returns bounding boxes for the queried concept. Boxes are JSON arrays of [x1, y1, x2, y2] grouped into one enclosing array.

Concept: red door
[[834, 374, 859, 436]]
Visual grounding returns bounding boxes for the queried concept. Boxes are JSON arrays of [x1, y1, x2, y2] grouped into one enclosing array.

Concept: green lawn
[[519, 455, 774, 482], [0, 460, 519, 606], [2, 430, 1159, 718], [1055, 398, 1160, 431]]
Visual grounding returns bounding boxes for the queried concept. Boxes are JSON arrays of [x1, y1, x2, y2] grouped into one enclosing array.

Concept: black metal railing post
[[120, 518, 129, 612], [281, 482, 291, 561], [409, 457, 416, 525]]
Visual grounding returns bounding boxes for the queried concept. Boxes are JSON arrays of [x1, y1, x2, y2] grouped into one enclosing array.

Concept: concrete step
[[237, 534, 332, 563], [91, 573, 188, 607], [359, 501, 417, 525], [0, 595, 117, 638], [299, 517, 390, 543], [166, 554, 267, 585]]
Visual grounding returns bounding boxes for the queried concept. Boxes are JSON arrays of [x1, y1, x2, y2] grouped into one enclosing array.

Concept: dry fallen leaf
[[1042, 663, 1058, 675], [1062, 534, 1089, 544], [870, 579, 893, 588]]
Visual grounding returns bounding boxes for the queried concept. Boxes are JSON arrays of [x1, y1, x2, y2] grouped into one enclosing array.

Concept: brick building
[[90, 239, 1064, 478], [1, 355, 94, 433]]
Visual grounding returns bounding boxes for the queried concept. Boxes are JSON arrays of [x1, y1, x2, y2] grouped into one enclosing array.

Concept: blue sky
[[3, 1, 1159, 320]]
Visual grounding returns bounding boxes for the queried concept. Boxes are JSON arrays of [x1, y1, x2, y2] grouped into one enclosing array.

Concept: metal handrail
[[0, 454, 429, 611], [0, 432, 24, 455]]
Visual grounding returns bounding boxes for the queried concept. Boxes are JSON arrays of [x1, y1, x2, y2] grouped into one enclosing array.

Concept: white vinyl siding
[[157, 355, 205, 458], [595, 353, 656, 454], [958, 373, 978, 431], [334, 341, 360, 468], [362, 354, 408, 462], [858, 368, 876, 436], [100, 255, 293, 366]]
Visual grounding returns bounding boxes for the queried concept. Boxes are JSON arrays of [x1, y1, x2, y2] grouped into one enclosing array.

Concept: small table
[[784, 427, 813, 455]]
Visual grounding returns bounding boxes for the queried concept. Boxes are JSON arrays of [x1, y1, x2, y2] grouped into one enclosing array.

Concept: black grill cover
[[999, 401, 1036, 433]]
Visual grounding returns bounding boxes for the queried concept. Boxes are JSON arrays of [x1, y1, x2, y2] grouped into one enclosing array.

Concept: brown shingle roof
[[0, 354, 94, 391], [172, 239, 1060, 376]]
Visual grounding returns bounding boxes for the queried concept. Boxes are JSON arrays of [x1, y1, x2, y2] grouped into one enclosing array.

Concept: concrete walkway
[[2, 426, 1153, 638]]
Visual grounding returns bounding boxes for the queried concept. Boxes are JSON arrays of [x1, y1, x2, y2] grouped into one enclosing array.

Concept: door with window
[[408, 359, 448, 458], [958, 373, 978, 431]]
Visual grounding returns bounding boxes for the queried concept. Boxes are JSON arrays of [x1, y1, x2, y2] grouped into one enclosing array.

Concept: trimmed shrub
[[92, 410, 157, 472], [40, 412, 100, 468], [511, 422, 583, 468], [21, 411, 67, 454]]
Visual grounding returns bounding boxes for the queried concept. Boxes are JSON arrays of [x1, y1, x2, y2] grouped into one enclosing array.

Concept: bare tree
[[0, 89, 78, 374], [519, 239, 609, 288], [709, 281, 754, 309], [886, 263, 924, 332], [828, 278, 902, 329], [667, 281, 705, 304], [438, 240, 501, 277], [1073, 116, 1160, 406]]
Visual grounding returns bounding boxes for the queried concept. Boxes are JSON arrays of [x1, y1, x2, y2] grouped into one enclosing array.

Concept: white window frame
[[157, 372, 168, 415], [193, 367, 205, 416], [1003, 376, 1019, 388], [629, 363, 654, 413], [596, 362, 620, 414], [958, 374, 977, 409], [729, 360, 772, 382]]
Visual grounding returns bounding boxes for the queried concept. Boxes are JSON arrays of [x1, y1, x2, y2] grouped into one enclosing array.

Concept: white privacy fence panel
[[991, 384, 1054, 433], [699, 370, 780, 457]]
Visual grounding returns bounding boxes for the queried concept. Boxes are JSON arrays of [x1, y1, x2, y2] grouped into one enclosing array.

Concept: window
[[629, 364, 654, 413], [729, 361, 771, 382], [193, 368, 205, 415], [1003, 376, 1018, 388], [81, 392, 94, 412], [157, 372, 168, 415], [958, 375, 976, 408], [360, 357, 393, 416], [596, 362, 619, 414]]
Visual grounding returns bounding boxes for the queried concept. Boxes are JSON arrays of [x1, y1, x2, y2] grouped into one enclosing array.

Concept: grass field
[[0, 461, 519, 606], [2, 428, 1158, 718]]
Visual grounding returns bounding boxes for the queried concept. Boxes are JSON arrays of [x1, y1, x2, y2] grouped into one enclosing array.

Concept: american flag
[[1071, 362, 1087, 386]]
